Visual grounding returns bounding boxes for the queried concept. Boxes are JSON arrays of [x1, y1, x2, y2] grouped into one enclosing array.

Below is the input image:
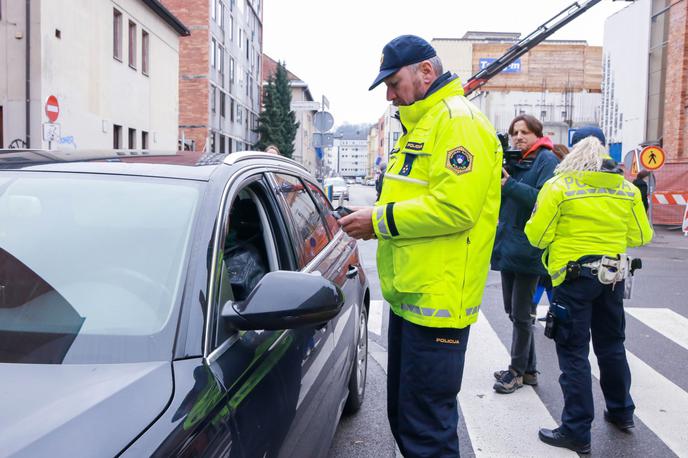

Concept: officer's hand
[[339, 207, 375, 240], [501, 168, 510, 186]]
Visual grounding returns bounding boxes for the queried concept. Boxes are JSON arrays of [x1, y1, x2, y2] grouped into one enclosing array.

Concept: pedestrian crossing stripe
[[460, 312, 576, 457], [368, 300, 384, 336], [537, 305, 688, 457], [366, 303, 688, 457], [625, 307, 688, 351]]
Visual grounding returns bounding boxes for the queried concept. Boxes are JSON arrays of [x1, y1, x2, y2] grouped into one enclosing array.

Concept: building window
[[211, 0, 216, 20], [113, 124, 122, 148], [218, 1, 224, 28], [141, 131, 149, 149], [211, 39, 217, 68], [220, 134, 225, 153], [142, 30, 149, 75], [230, 98, 235, 122], [128, 21, 137, 69], [229, 15, 234, 41], [230, 57, 235, 86], [113, 9, 122, 60], [211, 86, 216, 113], [128, 128, 136, 149], [239, 29, 243, 48], [219, 45, 225, 84], [220, 93, 226, 117], [540, 110, 547, 120]]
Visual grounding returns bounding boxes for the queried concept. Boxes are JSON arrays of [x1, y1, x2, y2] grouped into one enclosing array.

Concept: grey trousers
[[501, 271, 539, 375]]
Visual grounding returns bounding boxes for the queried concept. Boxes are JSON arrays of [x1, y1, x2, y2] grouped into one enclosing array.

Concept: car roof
[[0, 150, 310, 181]]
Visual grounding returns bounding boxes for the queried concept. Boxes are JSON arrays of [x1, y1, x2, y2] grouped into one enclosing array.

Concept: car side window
[[273, 174, 330, 269], [213, 180, 288, 348], [305, 181, 340, 238]]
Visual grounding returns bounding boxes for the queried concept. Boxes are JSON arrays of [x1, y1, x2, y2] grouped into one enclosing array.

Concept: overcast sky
[[263, 0, 630, 126]]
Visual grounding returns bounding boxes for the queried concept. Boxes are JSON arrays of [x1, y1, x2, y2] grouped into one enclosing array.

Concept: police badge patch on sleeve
[[446, 147, 473, 175]]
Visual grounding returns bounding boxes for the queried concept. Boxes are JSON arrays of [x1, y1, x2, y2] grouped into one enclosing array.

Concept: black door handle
[[346, 265, 359, 279]]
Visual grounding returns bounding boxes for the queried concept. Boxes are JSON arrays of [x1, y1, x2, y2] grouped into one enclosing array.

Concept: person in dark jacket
[[491, 114, 560, 394], [633, 169, 650, 212]]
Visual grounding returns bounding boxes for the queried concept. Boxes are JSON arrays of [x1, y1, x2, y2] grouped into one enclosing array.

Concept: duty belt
[[581, 254, 630, 287]]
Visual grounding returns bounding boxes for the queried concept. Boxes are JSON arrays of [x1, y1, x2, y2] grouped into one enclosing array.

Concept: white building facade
[[601, 0, 653, 155], [0, 0, 188, 150], [332, 138, 367, 178]]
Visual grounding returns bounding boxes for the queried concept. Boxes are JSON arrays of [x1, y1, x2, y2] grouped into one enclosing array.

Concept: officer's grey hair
[[555, 137, 605, 175], [410, 56, 444, 76]]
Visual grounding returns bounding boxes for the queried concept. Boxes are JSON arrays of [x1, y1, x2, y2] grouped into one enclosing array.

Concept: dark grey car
[[0, 150, 369, 457]]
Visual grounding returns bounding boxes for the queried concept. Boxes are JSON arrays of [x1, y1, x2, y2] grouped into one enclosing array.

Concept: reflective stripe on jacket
[[524, 170, 653, 287], [372, 77, 502, 329]]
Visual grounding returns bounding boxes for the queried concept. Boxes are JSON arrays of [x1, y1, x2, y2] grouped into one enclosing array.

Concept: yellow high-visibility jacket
[[524, 169, 653, 286], [372, 78, 502, 329]]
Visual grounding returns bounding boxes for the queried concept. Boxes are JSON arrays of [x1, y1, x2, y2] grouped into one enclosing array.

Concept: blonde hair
[[554, 137, 606, 175]]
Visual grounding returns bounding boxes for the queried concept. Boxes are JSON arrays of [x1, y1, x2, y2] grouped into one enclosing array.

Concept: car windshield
[[325, 178, 346, 187], [0, 172, 200, 364]]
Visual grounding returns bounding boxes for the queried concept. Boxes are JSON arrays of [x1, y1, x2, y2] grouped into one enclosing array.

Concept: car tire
[[343, 305, 368, 415]]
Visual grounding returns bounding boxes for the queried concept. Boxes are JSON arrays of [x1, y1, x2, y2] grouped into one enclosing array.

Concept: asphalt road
[[329, 184, 688, 458]]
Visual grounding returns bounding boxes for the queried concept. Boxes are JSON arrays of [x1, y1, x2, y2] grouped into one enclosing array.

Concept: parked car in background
[[365, 178, 376, 186], [323, 176, 349, 202], [0, 149, 369, 457], [355, 177, 363, 185]]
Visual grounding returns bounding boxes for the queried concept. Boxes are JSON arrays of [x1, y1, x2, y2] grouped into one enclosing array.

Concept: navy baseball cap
[[571, 126, 606, 146], [369, 35, 437, 90]]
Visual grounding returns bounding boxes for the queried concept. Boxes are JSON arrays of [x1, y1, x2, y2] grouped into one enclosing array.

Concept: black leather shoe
[[538, 428, 591, 454], [604, 410, 635, 431]]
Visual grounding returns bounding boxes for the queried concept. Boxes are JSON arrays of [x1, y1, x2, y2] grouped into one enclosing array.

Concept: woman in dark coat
[[491, 114, 560, 394]]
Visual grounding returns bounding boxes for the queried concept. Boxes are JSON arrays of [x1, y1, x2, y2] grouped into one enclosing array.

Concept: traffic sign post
[[683, 203, 688, 237], [44, 95, 60, 149]]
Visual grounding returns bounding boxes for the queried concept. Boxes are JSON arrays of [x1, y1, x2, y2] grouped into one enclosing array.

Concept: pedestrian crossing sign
[[639, 145, 665, 171]]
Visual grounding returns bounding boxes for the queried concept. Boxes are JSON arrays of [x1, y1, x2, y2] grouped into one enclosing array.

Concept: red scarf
[[521, 136, 554, 160]]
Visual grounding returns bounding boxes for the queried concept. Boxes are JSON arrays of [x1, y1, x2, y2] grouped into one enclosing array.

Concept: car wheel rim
[[356, 311, 367, 395]]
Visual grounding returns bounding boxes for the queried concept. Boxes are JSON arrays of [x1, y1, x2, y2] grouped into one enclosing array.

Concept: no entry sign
[[45, 95, 60, 123]]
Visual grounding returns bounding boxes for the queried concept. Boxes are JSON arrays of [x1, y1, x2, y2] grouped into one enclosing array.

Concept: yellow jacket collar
[[398, 78, 464, 130]]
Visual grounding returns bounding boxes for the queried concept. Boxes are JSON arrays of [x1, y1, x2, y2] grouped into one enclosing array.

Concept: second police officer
[[525, 128, 653, 454]]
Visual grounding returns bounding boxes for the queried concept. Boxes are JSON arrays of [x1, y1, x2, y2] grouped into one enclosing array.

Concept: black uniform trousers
[[551, 269, 635, 444], [387, 310, 470, 458]]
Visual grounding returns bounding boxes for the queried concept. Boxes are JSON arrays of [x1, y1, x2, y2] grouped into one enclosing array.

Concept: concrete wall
[[471, 90, 601, 141], [432, 39, 473, 84], [0, 0, 42, 148], [601, 0, 652, 154]]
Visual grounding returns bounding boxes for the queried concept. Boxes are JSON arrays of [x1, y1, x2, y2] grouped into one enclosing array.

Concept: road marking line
[[368, 300, 384, 336], [460, 312, 575, 457], [625, 307, 688, 351], [368, 340, 387, 373], [537, 306, 688, 456]]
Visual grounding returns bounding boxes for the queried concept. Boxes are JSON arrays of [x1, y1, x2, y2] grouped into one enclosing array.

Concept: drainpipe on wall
[[25, 0, 30, 148]]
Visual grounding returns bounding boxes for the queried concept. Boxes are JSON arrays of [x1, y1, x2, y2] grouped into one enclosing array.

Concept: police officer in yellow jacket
[[340, 35, 502, 457], [525, 131, 653, 454]]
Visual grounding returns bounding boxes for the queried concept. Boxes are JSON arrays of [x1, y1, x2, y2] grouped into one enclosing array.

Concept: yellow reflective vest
[[372, 78, 502, 329], [524, 169, 653, 287]]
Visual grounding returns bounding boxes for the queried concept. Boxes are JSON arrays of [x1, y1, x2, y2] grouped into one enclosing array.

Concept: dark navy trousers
[[387, 310, 470, 458], [551, 270, 634, 443]]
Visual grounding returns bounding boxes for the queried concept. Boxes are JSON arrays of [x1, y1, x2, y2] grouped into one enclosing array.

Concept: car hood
[[0, 361, 173, 457]]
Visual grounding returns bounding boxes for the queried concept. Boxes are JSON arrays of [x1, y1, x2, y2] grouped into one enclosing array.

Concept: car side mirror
[[221, 270, 344, 330]]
